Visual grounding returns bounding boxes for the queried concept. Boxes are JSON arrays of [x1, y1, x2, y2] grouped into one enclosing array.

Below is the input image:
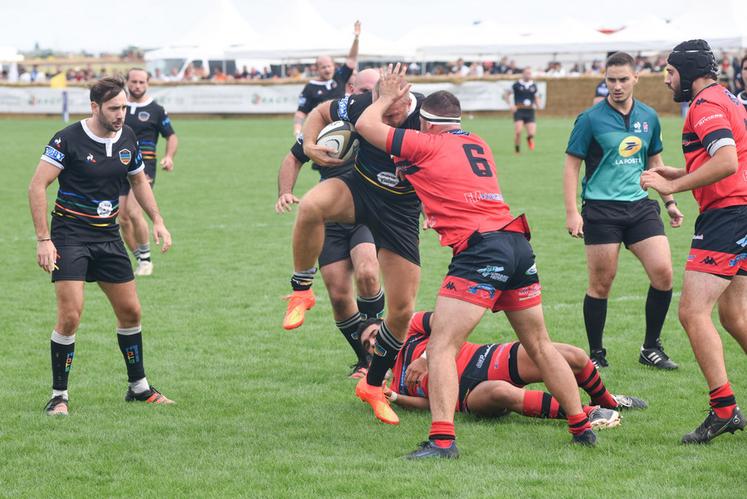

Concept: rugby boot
[[282, 289, 316, 330], [44, 395, 69, 416], [613, 394, 648, 410], [682, 406, 745, 444], [587, 406, 621, 430], [405, 440, 459, 460], [639, 340, 678, 370], [527, 136, 536, 151], [590, 348, 608, 369], [571, 429, 597, 446], [134, 260, 154, 276], [125, 386, 174, 404], [355, 377, 399, 425]]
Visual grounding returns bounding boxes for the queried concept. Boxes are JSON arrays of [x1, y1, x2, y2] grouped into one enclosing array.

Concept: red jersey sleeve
[[386, 128, 439, 165], [690, 99, 736, 157], [408, 311, 433, 337]]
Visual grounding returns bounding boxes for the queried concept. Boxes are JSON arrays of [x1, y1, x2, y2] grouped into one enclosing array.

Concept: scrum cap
[[667, 39, 718, 102]]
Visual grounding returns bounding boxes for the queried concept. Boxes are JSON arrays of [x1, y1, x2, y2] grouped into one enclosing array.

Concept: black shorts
[[513, 109, 535, 123], [686, 205, 747, 278], [120, 164, 156, 196], [440, 231, 542, 312], [51, 239, 134, 283], [458, 342, 526, 413], [318, 222, 375, 267], [582, 198, 665, 247], [339, 170, 421, 265]]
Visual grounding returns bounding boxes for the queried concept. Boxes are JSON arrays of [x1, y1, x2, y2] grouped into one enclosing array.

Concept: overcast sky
[[0, 0, 705, 53]]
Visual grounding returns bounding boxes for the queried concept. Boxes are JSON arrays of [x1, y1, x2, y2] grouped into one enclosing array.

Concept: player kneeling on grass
[[359, 313, 645, 427], [29, 77, 174, 416]]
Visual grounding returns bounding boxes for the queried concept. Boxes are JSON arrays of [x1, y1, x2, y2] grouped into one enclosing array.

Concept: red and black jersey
[[40, 120, 144, 242], [683, 84, 747, 211], [385, 128, 519, 248], [330, 91, 423, 198], [125, 98, 174, 166]]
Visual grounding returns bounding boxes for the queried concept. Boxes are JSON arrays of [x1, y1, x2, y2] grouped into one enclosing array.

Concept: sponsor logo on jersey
[[729, 253, 747, 267], [467, 283, 496, 299], [618, 136, 642, 158], [44, 146, 65, 162], [525, 263, 538, 275], [700, 256, 718, 266], [643, 122, 649, 133], [517, 283, 542, 301], [336, 97, 350, 121], [692, 234, 704, 240], [633, 121, 641, 132], [297, 96, 307, 107], [475, 344, 496, 369], [119, 149, 132, 165], [86, 153, 96, 164], [477, 266, 509, 282], [694, 113, 724, 128], [96, 200, 113, 217], [376, 171, 400, 187], [737, 235, 747, 247], [54, 137, 61, 147], [443, 281, 457, 291], [138, 111, 150, 122]]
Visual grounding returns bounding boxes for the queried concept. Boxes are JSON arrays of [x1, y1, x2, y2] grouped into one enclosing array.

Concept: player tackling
[[641, 39, 747, 443], [355, 65, 596, 458]]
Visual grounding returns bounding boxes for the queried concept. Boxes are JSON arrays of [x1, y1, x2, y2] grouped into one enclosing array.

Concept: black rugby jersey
[[40, 120, 144, 242], [125, 98, 174, 170], [329, 91, 423, 197], [290, 136, 352, 181], [511, 80, 538, 108], [595, 80, 609, 98], [297, 65, 353, 114]]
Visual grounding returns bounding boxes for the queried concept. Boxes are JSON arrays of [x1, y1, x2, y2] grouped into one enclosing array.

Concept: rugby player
[[119, 67, 178, 276], [738, 55, 747, 112], [564, 52, 683, 370], [593, 79, 608, 105], [293, 21, 360, 137], [284, 70, 425, 428], [276, 69, 383, 378], [29, 77, 174, 416], [504, 67, 541, 153], [355, 65, 596, 459], [358, 313, 645, 426], [641, 39, 747, 443]]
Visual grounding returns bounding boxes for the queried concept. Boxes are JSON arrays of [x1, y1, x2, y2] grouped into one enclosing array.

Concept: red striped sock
[[710, 382, 737, 419], [567, 412, 591, 436], [429, 420, 455, 448], [522, 390, 563, 419], [576, 360, 617, 408]]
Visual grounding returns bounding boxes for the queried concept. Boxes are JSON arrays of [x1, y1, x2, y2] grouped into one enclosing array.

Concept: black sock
[[644, 286, 672, 348], [117, 326, 146, 382], [357, 288, 385, 319], [336, 312, 369, 364], [365, 321, 403, 386], [527, 135, 534, 142], [51, 331, 75, 392], [290, 267, 317, 291], [515, 144, 520, 153], [583, 294, 607, 352]]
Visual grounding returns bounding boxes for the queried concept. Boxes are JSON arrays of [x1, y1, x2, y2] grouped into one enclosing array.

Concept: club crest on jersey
[[119, 149, 132, 165], [97, 200, 113, 217], [138, 111, 150, 122]]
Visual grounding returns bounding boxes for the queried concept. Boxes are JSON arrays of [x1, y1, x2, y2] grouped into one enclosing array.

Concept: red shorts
[[686, 206, 747, 277], [440, 231, 542, 312]]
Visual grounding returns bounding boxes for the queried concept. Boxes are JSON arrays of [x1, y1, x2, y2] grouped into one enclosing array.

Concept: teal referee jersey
[[566, 99, 663, 201]]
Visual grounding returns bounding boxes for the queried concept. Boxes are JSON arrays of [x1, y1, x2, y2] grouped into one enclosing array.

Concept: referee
[[29, 76, 174, 415], [563, 52, 683, 370]]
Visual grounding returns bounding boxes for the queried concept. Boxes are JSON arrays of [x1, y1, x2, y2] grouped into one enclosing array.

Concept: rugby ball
[[317, 120, 359, 163]]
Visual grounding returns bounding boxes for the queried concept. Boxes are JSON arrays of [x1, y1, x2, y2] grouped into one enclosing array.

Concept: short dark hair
[[356, 317, 383, 351], [422, 90, 461, 118], [127, 67, 150, 81], [606, 52, 636, 70], [90, 76, 125, 105]]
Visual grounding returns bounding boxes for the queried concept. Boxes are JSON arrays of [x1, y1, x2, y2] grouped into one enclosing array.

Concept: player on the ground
[[504, 67, 541, 153], [358, 312, 646, 426], [293, 21, 360, 137], [355, 65, 596, 459], [119, 67, 178, 276], [285, 69, 425, 427], [276, 69, 383, 378], [737, 55, 747, 112], [29, 77, 174, 416], [641, 39, 747, 444], [564, 52, 684, 370]]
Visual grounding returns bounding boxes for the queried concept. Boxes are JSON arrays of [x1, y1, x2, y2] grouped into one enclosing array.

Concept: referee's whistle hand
[[565, 213, 584, 238]]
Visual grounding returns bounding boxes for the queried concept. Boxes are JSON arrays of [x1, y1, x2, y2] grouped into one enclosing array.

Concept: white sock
[[51, 330, 75, 345], [52, 389, 69, 400], [129, 377, 149, 394]]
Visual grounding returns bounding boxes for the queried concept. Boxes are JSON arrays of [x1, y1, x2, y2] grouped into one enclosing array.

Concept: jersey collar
[[80, 119, 122, 157], [604, 96, 636, 118], [127, 97, 154, 113]]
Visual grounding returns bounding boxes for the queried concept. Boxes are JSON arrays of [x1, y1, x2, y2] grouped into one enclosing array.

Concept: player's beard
[[97, 111, 123, 132], [129, 88, 145, 100]]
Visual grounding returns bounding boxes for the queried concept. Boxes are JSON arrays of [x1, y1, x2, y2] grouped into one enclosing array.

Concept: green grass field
[[1, 115, 745, 497]]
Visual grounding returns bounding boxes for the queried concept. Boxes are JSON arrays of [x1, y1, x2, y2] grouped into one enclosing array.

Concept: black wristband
[[665, 200, 677, 208]]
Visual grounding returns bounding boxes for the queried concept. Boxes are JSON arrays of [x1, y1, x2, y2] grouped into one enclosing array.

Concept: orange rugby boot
[[355, 377, 399, 425], [282, 289, 316, 330]]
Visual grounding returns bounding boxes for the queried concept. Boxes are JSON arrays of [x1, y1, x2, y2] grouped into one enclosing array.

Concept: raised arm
[[355, 64, 411, 151], [346, 21, 361, 69]]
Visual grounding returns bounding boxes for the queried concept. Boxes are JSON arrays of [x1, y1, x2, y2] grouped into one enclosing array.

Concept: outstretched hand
[[377, 63, 411, 102]]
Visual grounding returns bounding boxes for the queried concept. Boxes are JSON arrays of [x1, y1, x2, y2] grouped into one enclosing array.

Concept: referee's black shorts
[[581, 198, 665, 247]]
